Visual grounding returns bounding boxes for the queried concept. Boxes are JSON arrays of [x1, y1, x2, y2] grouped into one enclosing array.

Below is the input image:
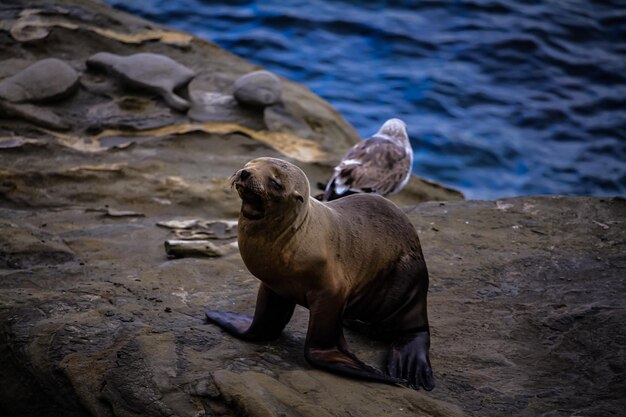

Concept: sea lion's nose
[[240, 169, 251, 181]]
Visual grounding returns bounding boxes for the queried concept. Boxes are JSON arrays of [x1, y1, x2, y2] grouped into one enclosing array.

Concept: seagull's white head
[[377, 118, 408, 144]]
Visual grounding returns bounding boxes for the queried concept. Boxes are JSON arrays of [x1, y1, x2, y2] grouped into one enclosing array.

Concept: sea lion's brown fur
[[206, 157, 434, 390]]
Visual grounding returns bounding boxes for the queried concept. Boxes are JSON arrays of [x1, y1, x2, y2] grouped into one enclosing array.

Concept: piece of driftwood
[[164, 239, 238, 258], [157, 219, 238, 240], [85, 207, 145, 217]]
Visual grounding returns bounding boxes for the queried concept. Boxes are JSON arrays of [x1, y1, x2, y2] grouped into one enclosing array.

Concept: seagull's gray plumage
[[323, 118, 413, 201]]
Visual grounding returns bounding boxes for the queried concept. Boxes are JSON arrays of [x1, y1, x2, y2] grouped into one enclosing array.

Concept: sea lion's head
[[231, 158, 309, 221]]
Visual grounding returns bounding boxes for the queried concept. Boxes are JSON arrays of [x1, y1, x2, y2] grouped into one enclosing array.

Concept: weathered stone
[[389, 175, 464, 206], [86, 97, 178, 131], [0, 58, 79, 103], [0, 221, 75, 269], [264, 103, 313, 138], [0, 59, 33, 80], [157, 219, 238, 240], [4, 2, 622, 417], [164, 239, 238, 258], [213, 369, 465, 417], [233, 70, 282, 108], [1, 195, 625, 417], [85, 207, 145, 217], [87, 52, 195, 111], [187, 91, 265, 130], [0, 101, 70, 131], [0, 136, 45, 149]]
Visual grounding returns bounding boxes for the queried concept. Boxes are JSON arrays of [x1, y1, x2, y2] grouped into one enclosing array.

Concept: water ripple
[[108, 0, 626, 199]]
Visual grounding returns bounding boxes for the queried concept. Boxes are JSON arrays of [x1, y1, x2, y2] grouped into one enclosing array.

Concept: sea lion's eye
[[270, 177, 283, 191]]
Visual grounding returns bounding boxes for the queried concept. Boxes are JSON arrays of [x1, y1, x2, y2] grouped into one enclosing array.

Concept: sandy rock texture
[[1, 1, 624, 417], [1, 196, 624, 417]]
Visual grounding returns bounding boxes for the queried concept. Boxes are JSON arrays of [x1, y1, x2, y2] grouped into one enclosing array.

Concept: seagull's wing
[[323, 137, 410, 200]]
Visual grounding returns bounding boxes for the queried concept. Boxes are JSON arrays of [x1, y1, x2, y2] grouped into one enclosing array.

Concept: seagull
[[322, 118, 413, 201]]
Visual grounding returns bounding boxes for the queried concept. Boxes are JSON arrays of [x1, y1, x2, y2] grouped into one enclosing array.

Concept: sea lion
[[206, 157, 434, 390]]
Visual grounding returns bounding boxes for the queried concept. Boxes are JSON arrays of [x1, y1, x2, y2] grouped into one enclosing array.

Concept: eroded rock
[[86, 97, 178, 132], [264, 103, 313, 138], [213, 369, 464, 417], [0, 101, 70, 131], [0, 58, 79, 103], [157, 219, 238, 240], [5, 2, 621, 417], [187, 91, 265, 130], [233, 70, 282, 108], [2, 196, 625, 417], [87, 52, 195, 111], [0, 221, 75, 269], [0, 58, 79, 130], [164, 240, 238, 258]]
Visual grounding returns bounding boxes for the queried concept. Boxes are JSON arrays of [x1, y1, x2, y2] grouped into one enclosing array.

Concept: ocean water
[[107, 0, 626, 199]]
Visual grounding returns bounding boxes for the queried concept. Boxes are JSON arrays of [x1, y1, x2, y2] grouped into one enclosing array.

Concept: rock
[[187, 91, 265, 129], [8, 6, 194, 46], [1, 196, 624, 417], [0, 136, 45, 149], [157, 219, 238, 240], [86, 52, 195, 111], [0, 101, 70, 131], [389, 175, 464, 206], [233, 70, 282, 108], [264, 103, 313, 138], [0, 2, 366, 165], [312, 173, 464, 204], [0, 58, 79, 103], [85, 207, 145, 217], [164, 239, 238, 258], [86, 97, 178, 132], [0, 1, 565, 416], [213, 369, 465, 417], [0, 221, 75, 269]]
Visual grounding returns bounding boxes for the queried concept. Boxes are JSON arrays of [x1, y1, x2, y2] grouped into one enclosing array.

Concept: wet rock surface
[[1, 1, 624, 417]]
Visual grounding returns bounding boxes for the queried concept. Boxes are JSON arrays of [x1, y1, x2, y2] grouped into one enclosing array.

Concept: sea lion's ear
[[294, 191, 304, 203]]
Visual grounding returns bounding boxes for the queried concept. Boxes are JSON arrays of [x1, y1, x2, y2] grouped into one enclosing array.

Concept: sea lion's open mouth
[[236, 183, 266, 220]]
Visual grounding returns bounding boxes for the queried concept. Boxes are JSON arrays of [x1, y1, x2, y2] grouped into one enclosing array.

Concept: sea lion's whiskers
[[229, 171, 240, 189]]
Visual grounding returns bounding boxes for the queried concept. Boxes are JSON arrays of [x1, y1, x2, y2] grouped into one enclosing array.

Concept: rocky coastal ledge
[[0, 1, 624, 417]]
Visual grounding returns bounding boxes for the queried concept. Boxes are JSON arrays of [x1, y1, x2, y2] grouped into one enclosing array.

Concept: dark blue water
[[107, 0, 626, 199]]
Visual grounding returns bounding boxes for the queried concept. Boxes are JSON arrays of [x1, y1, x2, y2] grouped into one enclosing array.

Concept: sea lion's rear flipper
[[206, 284, 295, 342], [304, 292, 404, 385], [305, 346, 404, 384], [387, 330, 435, 390]]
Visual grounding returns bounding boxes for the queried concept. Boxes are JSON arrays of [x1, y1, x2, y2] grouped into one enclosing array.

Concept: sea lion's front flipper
[[206, 284, 295, 342], [387, 330, 435, 390], [304, 292, 404, 385]]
